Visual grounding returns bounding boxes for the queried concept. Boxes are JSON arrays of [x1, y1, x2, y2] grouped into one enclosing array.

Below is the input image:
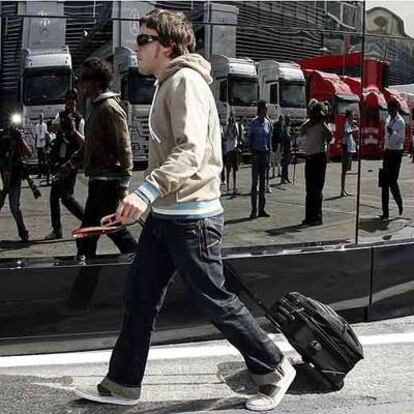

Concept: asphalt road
[[0, 316, 413, 414]]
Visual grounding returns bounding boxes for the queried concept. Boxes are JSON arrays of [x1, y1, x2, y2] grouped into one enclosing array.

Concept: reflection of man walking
[[45, 89, 85, 240], [248, 100, 272, 219], [68, 58, 138, 258], [75, 9, 295, 411], [380, 98, 405, 220]]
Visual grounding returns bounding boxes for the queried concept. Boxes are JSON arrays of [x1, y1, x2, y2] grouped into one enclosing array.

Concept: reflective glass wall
[[358, 3, 414, 243], [0, 1, 369, 259]]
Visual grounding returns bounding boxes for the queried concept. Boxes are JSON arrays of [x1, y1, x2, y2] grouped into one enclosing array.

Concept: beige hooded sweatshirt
[[135, 53, 223, 219]]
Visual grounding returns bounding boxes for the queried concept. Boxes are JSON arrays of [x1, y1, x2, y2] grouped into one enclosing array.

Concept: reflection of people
[[380, 98, 405, 220], [341, 110, 357, 197], [271, 114, 283, 179], [300, 100, 332, 226], [248, 100, 272, 219], [0, 120, 31, 241], [45, 89, 85, 240], [223, 113, 240, 195], [68, 58, 138, 258], [281, 116, 292, 184], [34, 113, 48, 178], [75, 9, 295, 411]]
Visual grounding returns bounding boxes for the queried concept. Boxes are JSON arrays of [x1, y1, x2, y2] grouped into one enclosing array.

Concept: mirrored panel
[[0, 1, 364, 260], [358, 2, 414, 243]]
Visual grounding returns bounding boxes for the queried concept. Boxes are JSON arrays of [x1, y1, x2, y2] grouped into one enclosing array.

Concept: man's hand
[[116, 192, 148, 222]]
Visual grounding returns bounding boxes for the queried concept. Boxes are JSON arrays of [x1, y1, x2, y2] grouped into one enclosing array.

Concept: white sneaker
[[245, 358, 296, 412], [74, 378, 140, 406]]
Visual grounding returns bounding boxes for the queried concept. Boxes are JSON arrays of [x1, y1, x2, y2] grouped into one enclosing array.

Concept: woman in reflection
[[300, 100, 332, 226], [341, 110, 358, 197]]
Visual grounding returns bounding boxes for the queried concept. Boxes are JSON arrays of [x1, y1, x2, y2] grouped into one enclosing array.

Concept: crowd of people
[[0, 58, 138, 261], [0, 69, 407, 246], [219, 94, 407, 226]]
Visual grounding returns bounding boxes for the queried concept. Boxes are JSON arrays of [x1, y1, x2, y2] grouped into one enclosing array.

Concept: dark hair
[[387, 97, 400, 110], [257, 100, 267, 112], [65, 88, 78, 102], [345, 109, 353, 117], [139, 9, 196, 59], [81, 57, 113, 90], [309, 101, 326, 121]]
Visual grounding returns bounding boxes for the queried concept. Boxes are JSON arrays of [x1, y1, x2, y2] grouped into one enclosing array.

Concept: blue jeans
[[107, 213, 283, 387]]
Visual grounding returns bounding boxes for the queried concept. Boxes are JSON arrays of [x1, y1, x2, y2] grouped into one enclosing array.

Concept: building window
[[325, 1, 357, 29], [269, 83, 278, 105]]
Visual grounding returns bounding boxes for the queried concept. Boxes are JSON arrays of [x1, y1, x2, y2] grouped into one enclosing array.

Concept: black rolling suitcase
[[225, 264, 364, 390]]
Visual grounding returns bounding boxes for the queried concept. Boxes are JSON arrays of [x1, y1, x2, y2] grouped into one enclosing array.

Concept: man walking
[[45, 89, 85, 240], [248, 100, 272, 219], [74, 9, 295, 411], [380, 97, 405, 220], [0, 119, 30, 241], [65, 57, 138, 257]]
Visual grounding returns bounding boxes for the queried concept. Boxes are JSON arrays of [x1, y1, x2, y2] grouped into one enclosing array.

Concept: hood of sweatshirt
[[93, 91, 120, 103], [158, 53, 213, 85]]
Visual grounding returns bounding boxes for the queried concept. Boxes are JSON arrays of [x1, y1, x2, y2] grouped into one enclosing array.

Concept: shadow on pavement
[[358, 218, 393, 233], [0, 238, 70, 252], [224, 217, 252, 226], [325, 195, 353, 201], [70, 396, 245, 413], [265, 223, 306, 236]]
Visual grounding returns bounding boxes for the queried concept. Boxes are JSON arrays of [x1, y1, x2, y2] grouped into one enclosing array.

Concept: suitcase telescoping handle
[[224, 262, 282, 332]]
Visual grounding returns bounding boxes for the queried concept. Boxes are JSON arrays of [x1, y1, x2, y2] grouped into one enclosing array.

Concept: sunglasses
[[136, 34, 160, 47]]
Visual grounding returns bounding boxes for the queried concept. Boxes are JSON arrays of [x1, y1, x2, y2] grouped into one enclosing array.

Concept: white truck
[[113, 46, 155, 164], [210, 55, 258, 127], [21, 46, 72, 137], [257, 60, 307, 128]]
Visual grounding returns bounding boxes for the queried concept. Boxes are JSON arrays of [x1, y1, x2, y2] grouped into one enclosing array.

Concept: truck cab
[[210, 55, 258, 127], [113, 47, 155, 165], [21, 46, 72, 142], [342, 76, 387, 157], [303, 69, 360, 158], [257, 60, 306, 131]]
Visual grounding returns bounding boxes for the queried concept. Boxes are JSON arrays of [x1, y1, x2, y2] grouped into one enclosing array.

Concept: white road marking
[[0, 332, 414, 368]]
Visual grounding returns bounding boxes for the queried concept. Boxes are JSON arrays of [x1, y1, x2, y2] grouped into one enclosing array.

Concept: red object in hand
[[71, 214, 144, 239]]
